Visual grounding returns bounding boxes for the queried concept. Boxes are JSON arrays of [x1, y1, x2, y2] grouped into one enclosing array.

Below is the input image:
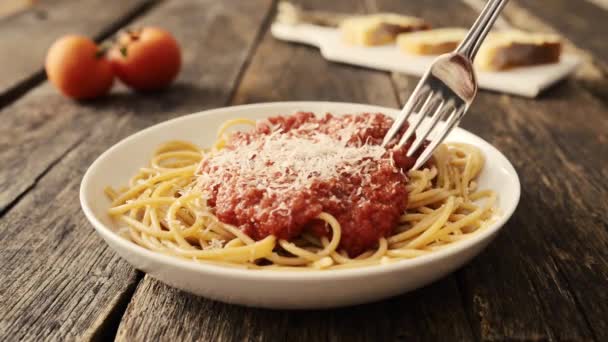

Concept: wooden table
[[1, 0, 607, 340]]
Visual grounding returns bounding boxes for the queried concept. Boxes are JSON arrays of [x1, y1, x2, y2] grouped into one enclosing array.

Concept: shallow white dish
[[80, 101, 520, 309]]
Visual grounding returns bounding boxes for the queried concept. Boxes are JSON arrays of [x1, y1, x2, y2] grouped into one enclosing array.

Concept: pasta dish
[[106, 112, 496, 270]]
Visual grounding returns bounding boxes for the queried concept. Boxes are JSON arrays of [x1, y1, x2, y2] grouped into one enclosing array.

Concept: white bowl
[[80, 102, 520, 309]]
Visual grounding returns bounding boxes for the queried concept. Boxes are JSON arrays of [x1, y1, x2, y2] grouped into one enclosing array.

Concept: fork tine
[[382, 84, 430, 146], [396, 90, 437, 148], [411, 106, 465, 170], [406, 99, 454, 157]]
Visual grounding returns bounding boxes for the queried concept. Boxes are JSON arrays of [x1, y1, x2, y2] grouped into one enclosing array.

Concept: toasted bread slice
[[397, 28, 468, 55], [340, 13, 430, 46], [475, 30, 562, 71]]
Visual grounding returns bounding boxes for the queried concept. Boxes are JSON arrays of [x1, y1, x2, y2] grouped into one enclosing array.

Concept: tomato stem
[[95, 44, 109, 59], [125, 27, 142, 41]]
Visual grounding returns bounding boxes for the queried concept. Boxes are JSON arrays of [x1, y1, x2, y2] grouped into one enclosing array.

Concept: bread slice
[[340, 13, 430, 46], [397, 28, 468, 55], [475, 30, 562, 71]]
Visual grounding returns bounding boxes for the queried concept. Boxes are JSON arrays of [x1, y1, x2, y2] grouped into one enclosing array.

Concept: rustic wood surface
[[0, 0, 159, 212], [0, 0, 272, 340], [0, 0, 607, 341]]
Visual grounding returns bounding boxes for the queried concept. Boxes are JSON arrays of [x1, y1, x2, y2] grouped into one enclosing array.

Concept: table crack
[[547, 253, 599, 342], [86, 271, 145, 342]]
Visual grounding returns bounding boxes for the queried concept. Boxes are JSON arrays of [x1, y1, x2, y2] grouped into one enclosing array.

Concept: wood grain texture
[[377, 0, 608, 340], [0, 87, 109, 213], [116, 1, 476, 341], [465, 2, 608, 337], [0, 138, 142, 341], [232, 1, 394, 106], [0, 0, 158, 212], [0, 0, 261, 213], [117, 277, 474, 342], [0, 0, 273, 340], [0, 0, 156, 106], [462, 83, 608, 341]]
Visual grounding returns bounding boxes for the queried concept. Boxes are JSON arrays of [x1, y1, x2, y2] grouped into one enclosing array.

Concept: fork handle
[[456, 0, 510, 61]]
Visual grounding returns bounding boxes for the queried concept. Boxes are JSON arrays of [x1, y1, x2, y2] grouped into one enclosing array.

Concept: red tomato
[[108, 27, 181, 91], [45, 35, 114, 100]]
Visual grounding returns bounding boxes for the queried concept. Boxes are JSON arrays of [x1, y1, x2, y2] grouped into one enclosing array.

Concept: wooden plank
[[0, 164, 141, 341], [116, 1, 476, 341], [0, 0, 273, 340], [117, 277, 473, 342], [0, 0, 156, 106], [0, 0, 157, 212], [462, 83, 608, 342], [464, 2, 608, 340], [0, 87, 104, 213], [374, 0, 607, 340]]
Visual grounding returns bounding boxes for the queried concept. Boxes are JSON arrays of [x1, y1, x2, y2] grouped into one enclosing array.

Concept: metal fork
[[382, 0, 509, 170]]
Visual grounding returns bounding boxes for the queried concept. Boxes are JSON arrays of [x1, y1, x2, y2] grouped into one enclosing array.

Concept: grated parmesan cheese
[[204, 238, 225, 250], [196, 119, 393, 198]]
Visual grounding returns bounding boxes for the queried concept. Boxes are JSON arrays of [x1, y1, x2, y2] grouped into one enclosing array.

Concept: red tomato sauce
[[198, 112, 418, 256]]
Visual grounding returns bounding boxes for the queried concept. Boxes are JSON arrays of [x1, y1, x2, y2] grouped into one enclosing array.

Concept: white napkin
[[271, 23, 581, 98]]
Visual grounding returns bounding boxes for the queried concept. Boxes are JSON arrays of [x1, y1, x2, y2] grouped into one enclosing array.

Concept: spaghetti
[[106, 113, 496, 270]]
